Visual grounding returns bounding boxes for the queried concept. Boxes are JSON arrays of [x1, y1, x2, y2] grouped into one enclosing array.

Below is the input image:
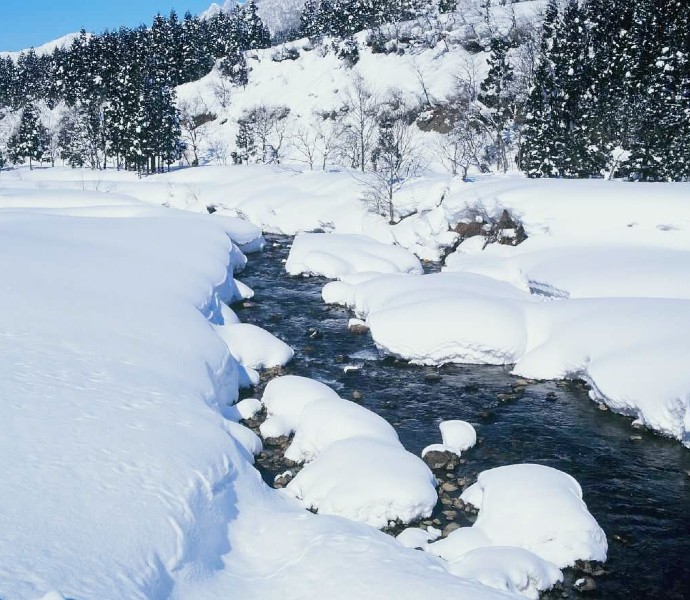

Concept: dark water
[[234, 235, 690, 600]]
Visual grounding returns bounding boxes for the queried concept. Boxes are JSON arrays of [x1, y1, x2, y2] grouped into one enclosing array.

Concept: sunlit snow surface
[[0, 187, 519, 599]]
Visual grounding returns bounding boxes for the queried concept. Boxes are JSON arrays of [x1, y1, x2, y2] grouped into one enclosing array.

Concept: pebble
[[442, 522, 460, 536], [441, 481, 458, 493], [352, 390, 363, 401], [452, 498, 465, 510], [424, 372, 442, 383], [573, 577, 597, 593], [422, 450, 460, 471], [597, 403, 608, 411], [442, 510, 458, 519]]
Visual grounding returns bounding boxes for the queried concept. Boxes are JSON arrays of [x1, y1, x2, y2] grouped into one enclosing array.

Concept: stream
[[234, 235, 690, 599]]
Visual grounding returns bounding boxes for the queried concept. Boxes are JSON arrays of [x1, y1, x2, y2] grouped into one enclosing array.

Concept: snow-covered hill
[[176, 0, 543, 170], [0, 32, 86, 60]]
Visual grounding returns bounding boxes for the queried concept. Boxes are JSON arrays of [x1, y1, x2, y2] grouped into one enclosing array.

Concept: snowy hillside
[[0, 32, 85, 60], [176, 0, 544, 169]]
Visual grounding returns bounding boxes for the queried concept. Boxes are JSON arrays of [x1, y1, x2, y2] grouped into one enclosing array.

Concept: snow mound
[[285, 397, 400, 463], [447, 547, 563, 600], [397, 527, 441, 550], [215, 322, 294, 369], [261, 375, 341, 437], [369, 294, 528, 365], [286, 437, 438, 528], [286, 233, 423, 279], [235, 397, 263, 420], [423, 420, 476, 458], [458, 464, 607, 568]]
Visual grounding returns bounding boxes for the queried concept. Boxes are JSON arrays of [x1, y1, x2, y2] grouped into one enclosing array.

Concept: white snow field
[[7, 169, 688, 446], [317, 177, 690, 447], [0, 190, 521, 600]]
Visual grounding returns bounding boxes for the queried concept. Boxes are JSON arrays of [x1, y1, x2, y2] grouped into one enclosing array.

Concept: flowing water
[[234, 235, 690, 599]]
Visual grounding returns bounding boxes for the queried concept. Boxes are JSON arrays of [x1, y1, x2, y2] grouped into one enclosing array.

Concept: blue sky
[[0, 1, 216, 51]]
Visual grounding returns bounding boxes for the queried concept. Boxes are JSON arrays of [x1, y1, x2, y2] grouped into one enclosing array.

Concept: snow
[[369, 292, 529, 365], [261, 374, 442, 530], [286, 232, 423, 278], [235, 397, 263, 420], [446, 547, 563, 600], [260, 374, 341, 436], [453, 464, 607, 568], [303, 176, 690, 446], [285, 396, 401, 463], [215, 322, 294, 369], [285, 437, 438, 528], [397, 527, 442, 550], [423, 420, 477, 458], [0, 32, 85, 60], [0, 188, 517, 600]]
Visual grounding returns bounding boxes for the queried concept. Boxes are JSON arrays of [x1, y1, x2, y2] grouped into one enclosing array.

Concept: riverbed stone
[[441, 481, 458, 493], [348, 323, 369, 334], [573, 577, 597, 593], [422, 450, 460, 471]]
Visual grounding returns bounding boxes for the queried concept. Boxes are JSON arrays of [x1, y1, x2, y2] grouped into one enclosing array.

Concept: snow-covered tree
[[7, 104, 49, 168]]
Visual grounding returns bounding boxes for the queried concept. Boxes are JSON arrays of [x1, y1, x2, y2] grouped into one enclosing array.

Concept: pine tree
[[237, 0, 272, 50], [479, 35, 516, 172], [520, 0, 561, 177], [7, 104, 49, 169], [220, 40, 249, 88]]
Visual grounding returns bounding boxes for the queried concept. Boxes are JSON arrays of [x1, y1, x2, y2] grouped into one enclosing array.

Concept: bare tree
[[363, 115, 424, 224], [435, 116, 487, 180], [208, 135, 231, 165], [211, 77, 233, 109], [342, 73, 378, 172], [178, 97, 213, 167], [316, 117, 344, 170], [236, 104, 291, 164], [291, 122, 319, 170], [412, 62, 436, 109]]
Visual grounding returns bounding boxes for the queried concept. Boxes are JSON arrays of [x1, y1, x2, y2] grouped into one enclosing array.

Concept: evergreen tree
[[520, 0, 562, 176], [220, 40, 250, 88], [7, 104, 49, 168], [479, 35, 516, 172], [237, 1, 272, 50]]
